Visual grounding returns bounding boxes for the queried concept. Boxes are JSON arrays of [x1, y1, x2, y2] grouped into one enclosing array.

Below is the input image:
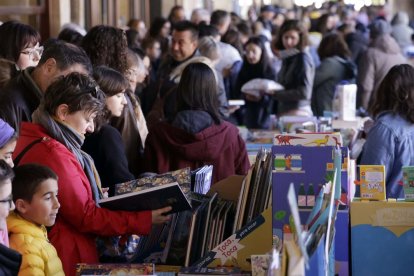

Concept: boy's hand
[[102, 188, 109, 198], [151, 206, 172, 224]]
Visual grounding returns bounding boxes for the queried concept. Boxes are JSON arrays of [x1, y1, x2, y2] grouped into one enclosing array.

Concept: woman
[[144, 62, 250, 183], [236, 36, 277, 128], [311, 33, 356, 116], [360, 64, 414, 199], [0, 118, 17, 168], [274, 19, 315, 116], [146, 17, 171, 57], [0, 20, 42, 70], [83, 66, 134, 196], [14, 73, 171, 276], [82, 25, 148, 177]]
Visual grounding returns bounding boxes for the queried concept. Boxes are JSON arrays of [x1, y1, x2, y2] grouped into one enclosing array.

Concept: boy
[[7, 163, 64, 275]]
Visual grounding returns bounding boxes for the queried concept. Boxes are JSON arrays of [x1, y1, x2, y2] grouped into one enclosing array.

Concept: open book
[[99, 182, 192, 214]]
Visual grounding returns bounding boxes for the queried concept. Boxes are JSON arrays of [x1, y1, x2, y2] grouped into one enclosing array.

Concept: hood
[[335, 56, 357, 80], [370, 34, 402, 54], [391, 11, 410, 26], [153, 119, 237, 161], [7, 212, 47, 239]]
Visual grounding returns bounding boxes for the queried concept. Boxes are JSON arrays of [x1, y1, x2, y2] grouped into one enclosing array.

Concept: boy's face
[[0, 180, 13, 227], [18, 179, 60, 227]]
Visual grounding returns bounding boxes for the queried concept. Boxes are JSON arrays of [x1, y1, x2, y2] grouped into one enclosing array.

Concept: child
[[0, 159, 15, 246], [7, 163, 64, 275], [0, 160, 21, 275], [0, 118, 17, 168]]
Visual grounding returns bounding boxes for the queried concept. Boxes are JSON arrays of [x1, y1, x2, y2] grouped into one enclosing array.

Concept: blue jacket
[[360, 112, 414, 198]]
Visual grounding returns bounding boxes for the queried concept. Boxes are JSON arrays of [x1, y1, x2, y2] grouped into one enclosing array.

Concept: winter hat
[[0, 118, 14, 148], [369, 19, 391, 39]]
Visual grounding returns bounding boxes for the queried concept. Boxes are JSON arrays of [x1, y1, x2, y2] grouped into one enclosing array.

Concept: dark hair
[[57, 28, 84, 46], [371, 64, 414, 122], [93, 66, 128, 126], [317, 13, 335, 35], [168, 5, 185, 24], [0, 58, 18, 88], [12, 163, 57, 202], [93, 66, 129, 97], [0, 160, 14, 188], [210, 10, 230, 28], [82, 25, 128, 74], [275, 19, 309, 51], [243, 37, 271, 72], [148, 17, 169, 38], [237, 21, 252, 37], [317, 33, 351, 60], [43, 72, 105, 117], [198, 22, 219, 38], [173, 20, 199, 41], [176, 63, 221, 124], [222, 29, 244, 55], [0, 20, 41, 63], [39, 40, 92, 74], [141, 36, 160, 50]]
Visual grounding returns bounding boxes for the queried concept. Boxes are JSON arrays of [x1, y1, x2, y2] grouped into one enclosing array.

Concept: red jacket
[[14, 122, 152, 276], [144, 120, 250, 183]]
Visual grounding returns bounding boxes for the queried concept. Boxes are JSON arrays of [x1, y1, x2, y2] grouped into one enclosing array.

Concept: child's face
[[19, 179, 60, 227], [0, 180, 13, 226], [0, 140, 16, 168]]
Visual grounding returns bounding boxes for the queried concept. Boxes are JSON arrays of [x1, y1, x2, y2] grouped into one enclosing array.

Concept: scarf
[[32, 106, 103, 205]]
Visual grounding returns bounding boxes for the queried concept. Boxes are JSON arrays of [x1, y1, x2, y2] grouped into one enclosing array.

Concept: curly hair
[[371, 64, 414, 123], [82, 25, 128, 74]]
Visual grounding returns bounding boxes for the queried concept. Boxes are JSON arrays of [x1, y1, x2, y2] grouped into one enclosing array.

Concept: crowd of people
[[0, 2, 414, 275]]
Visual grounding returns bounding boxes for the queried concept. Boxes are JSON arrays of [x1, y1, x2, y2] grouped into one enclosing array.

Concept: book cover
[[115, 168, 191, 196], [403, 166, 414, 201], [359, 165, 386, 201], [99, 182, 192, 214], [76, 263, 154, 275]]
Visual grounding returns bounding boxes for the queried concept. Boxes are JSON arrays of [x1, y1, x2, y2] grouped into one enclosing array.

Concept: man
[[143, 21, 228, 124], [0, 40, 92, 130]]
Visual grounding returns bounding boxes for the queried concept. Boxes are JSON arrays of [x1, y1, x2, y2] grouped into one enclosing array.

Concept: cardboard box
[[351, 200, 414, 276], [272, 146, 350, 276]]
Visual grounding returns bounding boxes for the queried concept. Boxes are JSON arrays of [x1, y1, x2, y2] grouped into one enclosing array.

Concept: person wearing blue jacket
[[360, 64, 414, 198]]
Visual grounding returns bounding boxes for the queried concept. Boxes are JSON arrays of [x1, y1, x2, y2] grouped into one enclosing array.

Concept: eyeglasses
[[21, 46, 44, 59], [0, 194, 13, 209]]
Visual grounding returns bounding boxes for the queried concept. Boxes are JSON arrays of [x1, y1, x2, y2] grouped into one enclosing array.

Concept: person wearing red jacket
[[13, 73, 171, 276], [144, 62, 250, 183]]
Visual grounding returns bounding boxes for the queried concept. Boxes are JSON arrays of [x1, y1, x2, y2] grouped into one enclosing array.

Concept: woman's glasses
[[0, 194, 13, 209], [21, 46, 44, 59]]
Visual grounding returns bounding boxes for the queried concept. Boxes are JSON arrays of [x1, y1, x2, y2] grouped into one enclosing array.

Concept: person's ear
[[41, 58, 57, 75], [15, 199, 29, 214], [55, 104, 70, 121]]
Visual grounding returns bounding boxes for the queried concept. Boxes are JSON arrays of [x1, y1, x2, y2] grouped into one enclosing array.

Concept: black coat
[[82, 124, 135, 196], [0, 243, 22, 276], [0, 68, 41, 131]]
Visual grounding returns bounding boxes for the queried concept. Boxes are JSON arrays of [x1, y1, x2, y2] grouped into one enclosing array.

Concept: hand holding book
[[152, 206, 173, 224]]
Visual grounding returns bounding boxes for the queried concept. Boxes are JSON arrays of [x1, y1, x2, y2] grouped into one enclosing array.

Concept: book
[[115, 168, 191, 196], [99, 182, 192, 214], [228, 99, 245, 106], [76, 263, 154, 275], [402, 166, 414, 201], [359, 165, 386, 201]]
